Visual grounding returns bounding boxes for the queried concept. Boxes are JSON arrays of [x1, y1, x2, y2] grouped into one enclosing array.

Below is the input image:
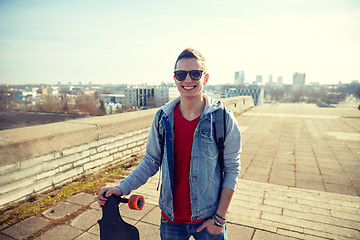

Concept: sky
[[0, 0, 359, 86]]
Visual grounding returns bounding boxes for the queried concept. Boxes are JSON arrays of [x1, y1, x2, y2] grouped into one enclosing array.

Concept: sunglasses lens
[[189, 70, 202, 80], [174, 71, 187, 81]]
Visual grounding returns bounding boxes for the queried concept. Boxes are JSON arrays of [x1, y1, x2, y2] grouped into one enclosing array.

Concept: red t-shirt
[[161, 104, 204, 224]]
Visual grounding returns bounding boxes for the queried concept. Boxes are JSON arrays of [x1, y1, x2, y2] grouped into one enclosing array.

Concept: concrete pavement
[[1, 103, 359, 239], [239, 103, 360, 196]]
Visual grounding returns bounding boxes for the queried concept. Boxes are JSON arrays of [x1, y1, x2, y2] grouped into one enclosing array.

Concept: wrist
[[210, 215, 225, 227], [215, 213, 226, 224], [114, 186, 123, 196]]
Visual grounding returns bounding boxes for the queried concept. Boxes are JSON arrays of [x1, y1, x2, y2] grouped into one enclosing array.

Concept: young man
[[97, 48, 241, 240]]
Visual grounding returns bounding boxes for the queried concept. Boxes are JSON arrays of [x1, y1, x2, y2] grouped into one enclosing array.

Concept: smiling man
[[97, 48, 241, 240]]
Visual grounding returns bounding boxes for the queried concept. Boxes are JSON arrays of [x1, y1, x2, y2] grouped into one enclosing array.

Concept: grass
[[0, 155, 141, 227]]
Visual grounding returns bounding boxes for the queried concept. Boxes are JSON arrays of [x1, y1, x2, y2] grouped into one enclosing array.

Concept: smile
[[182, 86, 196, 90]]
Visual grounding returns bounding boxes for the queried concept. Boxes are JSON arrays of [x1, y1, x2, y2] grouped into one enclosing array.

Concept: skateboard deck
[[98, 194, 145, 240]]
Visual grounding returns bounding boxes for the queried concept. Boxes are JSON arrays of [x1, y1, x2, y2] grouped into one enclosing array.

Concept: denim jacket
[[118, 95, 241, 221]]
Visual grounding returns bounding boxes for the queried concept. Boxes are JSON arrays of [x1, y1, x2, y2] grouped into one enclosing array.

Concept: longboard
[[98, 194, 145, 240]]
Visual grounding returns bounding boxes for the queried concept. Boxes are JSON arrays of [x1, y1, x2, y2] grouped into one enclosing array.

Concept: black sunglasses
[[174, 70, 204, 81]]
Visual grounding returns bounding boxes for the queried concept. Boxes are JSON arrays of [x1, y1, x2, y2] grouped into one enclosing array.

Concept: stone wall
[[0, 96, 253, 209]]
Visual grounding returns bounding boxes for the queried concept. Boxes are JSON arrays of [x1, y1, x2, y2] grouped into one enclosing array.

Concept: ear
[[203, 73, 209, 86]]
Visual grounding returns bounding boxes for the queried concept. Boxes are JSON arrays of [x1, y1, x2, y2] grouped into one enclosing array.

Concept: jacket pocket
[[200, 130, 217, 159]]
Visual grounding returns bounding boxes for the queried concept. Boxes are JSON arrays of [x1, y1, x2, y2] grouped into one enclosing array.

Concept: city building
[[122, 84, 179, 109], [266, 74, 275, 87], [101, 94, 126, 114], [123, 87, 154, 108], [136, 87, 154, 108], [234, 71, 245, 85], [36, 88, 48, 95], [293, 72, 305, 87], [225, 86, 264, 106], [102, 94, 125, 105], [293, 72, 306, 101], [293, 73, 306, 89], [154, 86, 179, 107], [256, 75, 263, 85], [123, 87, 137, 107]]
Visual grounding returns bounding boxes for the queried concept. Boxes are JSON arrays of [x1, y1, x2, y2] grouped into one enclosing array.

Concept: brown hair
[[174, 48, 206, 72]]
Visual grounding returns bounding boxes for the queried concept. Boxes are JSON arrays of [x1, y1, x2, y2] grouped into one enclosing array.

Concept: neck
[[179, 94, 206, 121]]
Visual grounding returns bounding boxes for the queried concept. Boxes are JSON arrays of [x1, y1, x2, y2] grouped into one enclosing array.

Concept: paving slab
[[35, 225, 83, 240], [88, 224, 100, 236], [42, 201, 82, 219], [269, 175, 295, 187], [0, 223, 9, 232], [226, 224, 255, 240], [71, 209, 101, 231], [140, 204, 161, 226], [242, 172, 268, 182], [0, 233, 13, 240], [253, 229, 299, 240], [66, 193, 95, 206], [1, 216, 49, 240], [296, 180, 325, 192], [74, 232, 98, 240], [90, 201, 101, 210], [324, 183, 358, 196], [135, 221, 160, 240]]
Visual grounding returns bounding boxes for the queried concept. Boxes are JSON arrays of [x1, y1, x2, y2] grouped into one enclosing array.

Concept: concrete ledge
[[0, 97, 253, 166], [221, 96, 254, 115], [0, 122, 98, 166], [0, 108, 158, 166]]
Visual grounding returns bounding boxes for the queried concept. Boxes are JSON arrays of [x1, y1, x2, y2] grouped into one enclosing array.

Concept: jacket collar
[[161, 95, 223, 118]]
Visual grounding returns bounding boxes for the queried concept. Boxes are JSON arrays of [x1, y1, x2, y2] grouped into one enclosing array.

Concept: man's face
[[174, 58, 208, 98]]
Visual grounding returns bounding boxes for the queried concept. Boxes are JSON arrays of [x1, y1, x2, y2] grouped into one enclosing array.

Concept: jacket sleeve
[[222, 109, 241, 191], [117, 110, 163, 195]]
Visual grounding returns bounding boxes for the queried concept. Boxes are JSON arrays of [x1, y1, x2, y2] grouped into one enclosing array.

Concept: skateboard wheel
[[128, 195, 145, 210]]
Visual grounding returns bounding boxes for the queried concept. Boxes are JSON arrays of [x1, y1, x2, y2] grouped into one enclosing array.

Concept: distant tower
[[256, 75, 263, 85], [234, 71, 245, 85], [277, 76, 283, 86], [292, 72, 306, 101], [269, 75, 273, 84], [293, 72, 305, 88]]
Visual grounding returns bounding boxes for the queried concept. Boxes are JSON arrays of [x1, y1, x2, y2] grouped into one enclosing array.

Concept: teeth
[[183, 86, 195, 89]]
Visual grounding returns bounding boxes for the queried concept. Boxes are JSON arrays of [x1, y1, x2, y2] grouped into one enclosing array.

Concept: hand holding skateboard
[[96, 187, 123, 207]]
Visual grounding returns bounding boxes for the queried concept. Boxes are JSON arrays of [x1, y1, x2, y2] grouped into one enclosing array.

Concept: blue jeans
[[160, 216, 227, 240]]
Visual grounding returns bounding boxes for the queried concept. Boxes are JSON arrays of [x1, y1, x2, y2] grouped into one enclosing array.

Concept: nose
[[184, 73, 193, 82]]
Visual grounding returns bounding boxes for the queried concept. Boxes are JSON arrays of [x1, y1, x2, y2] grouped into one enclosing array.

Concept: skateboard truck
[[98, 194, 145, 240]]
